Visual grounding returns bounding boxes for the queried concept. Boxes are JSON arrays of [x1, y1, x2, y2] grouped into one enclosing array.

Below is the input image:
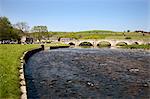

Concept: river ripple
[[25, 48, 150, 99]]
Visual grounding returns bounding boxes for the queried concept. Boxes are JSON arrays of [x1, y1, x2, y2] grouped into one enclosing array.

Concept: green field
[[0, 43, 68, 99], [29, 30, 150, 41]]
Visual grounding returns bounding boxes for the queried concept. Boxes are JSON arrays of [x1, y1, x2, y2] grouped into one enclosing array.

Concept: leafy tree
[[0, 16, 12, 40], [31, 26, 48, 41], [31, 26, 48, 33], [0, 16, 20, 41], [127, 30, 130, 32]]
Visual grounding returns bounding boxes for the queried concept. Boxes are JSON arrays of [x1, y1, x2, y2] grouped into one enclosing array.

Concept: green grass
[[29, 30, 150, 41], [0, 43, 69, 99], [121, 44, 150, 49], [44, 42, 69, 47], [0, 44, 40, 99]]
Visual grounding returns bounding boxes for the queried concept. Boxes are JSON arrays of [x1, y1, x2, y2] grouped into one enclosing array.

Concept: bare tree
[[13, 22, 29, 33]]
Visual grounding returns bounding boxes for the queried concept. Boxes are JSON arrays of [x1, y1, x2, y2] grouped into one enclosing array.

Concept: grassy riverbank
[[0, 44, 40, 99], [0, 43, 68, 99], [44, 42, 69, 47], [121, 44, 150, 50]]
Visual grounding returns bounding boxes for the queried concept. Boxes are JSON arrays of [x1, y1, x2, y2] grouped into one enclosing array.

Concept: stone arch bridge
[[61, 39, 150, 47]]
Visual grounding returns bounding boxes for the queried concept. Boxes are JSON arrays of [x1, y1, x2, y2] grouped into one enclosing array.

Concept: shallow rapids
[[25, 48, 150, 99]]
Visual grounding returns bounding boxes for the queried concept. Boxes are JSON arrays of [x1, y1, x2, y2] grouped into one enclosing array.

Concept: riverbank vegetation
[[29, 30, 150, 41], [121, 44, 150, 50], [0, 43, 69, 99], [0, 17, 23, 42], [0, 44, 40, 99], [44, 42, 69, 47], [79, 42, 93, 46], [97, 41, 111, 47], [116, 42, 127, 46]]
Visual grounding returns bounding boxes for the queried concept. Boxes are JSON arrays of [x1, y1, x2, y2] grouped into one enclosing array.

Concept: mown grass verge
[[0, 44, 41, 99], [0, 43, 69, 99]]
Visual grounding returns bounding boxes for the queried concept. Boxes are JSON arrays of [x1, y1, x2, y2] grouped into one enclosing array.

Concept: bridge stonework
[[61, 39, 149, 47]]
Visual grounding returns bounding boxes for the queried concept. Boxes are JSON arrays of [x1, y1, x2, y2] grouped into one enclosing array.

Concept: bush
[[79, 42, 93, 46], [116, 42, 127, 46], [69, 42, 75, 45], [125, 37, 131, 39], [122, 44, 150, 49], [132, 42, 139, 45], [97, 41, 111, 47]]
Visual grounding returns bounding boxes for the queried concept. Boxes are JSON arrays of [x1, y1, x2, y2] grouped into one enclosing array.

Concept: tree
[[0, 16, 20, 41], [13, 22, 29, 33], [127, 30, 130, 32], [31, 26, 48, 33], [0, 16, 12, 40]]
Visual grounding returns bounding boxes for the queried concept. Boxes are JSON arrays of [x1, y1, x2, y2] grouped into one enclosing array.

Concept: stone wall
[[19, 45, 69, 99], [19, 45, 44, 99], [50, 46, 69, 49]]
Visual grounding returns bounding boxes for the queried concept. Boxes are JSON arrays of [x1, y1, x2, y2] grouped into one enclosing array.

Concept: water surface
[[25, 48, 150, 99]]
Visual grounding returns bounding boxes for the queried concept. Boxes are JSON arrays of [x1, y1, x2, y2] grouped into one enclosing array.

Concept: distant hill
[[77, 30, 115, 33], [28, 30, 150, 41]]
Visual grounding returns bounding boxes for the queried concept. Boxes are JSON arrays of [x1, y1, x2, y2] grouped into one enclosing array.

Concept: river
[[25, 48, 150, 99]]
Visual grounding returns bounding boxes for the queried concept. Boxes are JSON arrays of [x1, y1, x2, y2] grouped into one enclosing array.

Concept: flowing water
[[25, 48, 150, 99]]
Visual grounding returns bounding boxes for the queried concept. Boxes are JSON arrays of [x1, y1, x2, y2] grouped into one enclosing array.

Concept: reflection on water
[[25, 48, 150, 99]]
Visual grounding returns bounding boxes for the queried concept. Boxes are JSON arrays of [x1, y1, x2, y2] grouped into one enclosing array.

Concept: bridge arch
[[132, 42, 139, 45], [116, 42, 128, 46], [68, 42, 75, 45], [62, 39, 149, 47], [97, 41, 111, 47], [79, 42, 93, 46]]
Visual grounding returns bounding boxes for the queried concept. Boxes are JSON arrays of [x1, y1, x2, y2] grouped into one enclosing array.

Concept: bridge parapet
[[62, 39, 149, 47]]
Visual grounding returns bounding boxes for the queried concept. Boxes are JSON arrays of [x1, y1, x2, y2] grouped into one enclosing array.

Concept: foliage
[[0, 16, 150, 41], [44, 42, 69, 47], [121, 44, 150, 49], [0, 43, 69, 99], [31, 26, 48, 33], [127, 30, 130, 32], [29, 30, 150, 41], [77, 30, 114, 33], [125, 37, 131, 39], [0, 16, 21, 41], [79, 42, 93, 46], [97, 41, 111, 47], [116, 42, 127, 46]]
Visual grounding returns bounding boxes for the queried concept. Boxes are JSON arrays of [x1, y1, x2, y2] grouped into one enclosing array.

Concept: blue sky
[[1, 0, 150, 32]]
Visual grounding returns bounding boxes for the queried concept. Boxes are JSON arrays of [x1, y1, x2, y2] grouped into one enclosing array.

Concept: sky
[[0, 0, 150, 32]]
